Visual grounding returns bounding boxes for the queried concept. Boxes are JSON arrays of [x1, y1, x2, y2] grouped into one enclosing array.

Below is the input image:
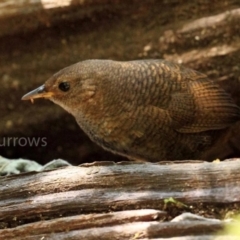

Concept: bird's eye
[[58, 82, 70, 92]]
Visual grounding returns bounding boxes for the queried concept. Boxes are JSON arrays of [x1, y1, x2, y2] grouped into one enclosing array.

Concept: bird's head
[[22, 61, 101, 114]]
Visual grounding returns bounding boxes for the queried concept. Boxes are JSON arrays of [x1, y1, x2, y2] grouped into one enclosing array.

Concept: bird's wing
[[168, 78, 240, 133]]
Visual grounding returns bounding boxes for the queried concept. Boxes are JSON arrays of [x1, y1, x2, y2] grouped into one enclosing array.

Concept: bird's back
[[100, 59, 240, 130]]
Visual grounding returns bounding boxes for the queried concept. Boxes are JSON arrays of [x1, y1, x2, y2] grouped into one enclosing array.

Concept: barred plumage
[[22, 59, 240, 161]]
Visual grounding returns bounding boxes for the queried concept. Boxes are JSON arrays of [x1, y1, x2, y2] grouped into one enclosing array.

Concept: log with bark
[[0, 159, 240, 239]]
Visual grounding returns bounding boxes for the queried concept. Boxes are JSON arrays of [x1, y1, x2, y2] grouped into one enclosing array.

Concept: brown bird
[[22, 59, 240, 161]]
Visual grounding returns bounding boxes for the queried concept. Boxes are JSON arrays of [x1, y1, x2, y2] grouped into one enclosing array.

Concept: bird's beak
[[21, 85, 54, 102]]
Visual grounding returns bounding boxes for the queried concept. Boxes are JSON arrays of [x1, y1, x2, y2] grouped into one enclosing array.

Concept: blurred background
[[0, 0, 240, 165]]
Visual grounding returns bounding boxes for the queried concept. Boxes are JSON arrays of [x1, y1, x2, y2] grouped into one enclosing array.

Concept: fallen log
[[0, 159, 240, 239]]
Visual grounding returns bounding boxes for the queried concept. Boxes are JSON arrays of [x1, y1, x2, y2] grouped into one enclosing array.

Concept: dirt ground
[[0, 0, 240, 165]]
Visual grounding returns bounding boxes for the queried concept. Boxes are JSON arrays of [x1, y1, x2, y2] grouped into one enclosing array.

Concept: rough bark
[[0, 160, 240, 239]]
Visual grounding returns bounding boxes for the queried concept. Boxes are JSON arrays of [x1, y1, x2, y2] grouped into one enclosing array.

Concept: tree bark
[[0, 160, 240, 239]]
